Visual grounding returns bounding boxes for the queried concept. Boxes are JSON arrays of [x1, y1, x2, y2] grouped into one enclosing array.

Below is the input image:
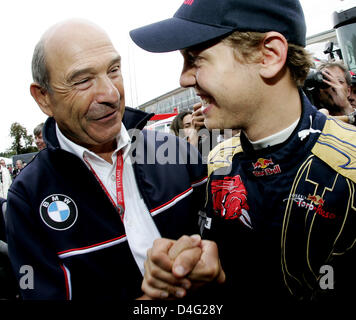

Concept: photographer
[[349, 72, 356, 108], [315, 61, 354, 116]]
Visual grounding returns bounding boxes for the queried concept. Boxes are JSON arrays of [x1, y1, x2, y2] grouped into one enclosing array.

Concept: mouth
[[93, 109, 118, 122], [86, 103, 120, 121], [199, 95, 215, 115]]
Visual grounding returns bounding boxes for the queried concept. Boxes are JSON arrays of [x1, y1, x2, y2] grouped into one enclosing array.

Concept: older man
[[33, 123, 46, 150], [6, 19, 206, 300], [0, 159, 12, 199], [130, 0, 355, 302]]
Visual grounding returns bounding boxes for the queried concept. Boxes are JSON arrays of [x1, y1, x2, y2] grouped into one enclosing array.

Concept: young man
[[170, 111, 194, 139], [5, 19, 206, 300], [130, 0, 356, 302]]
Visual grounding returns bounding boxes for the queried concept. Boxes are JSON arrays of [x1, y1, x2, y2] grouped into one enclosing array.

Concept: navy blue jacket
[[6, 107, 207, 300]]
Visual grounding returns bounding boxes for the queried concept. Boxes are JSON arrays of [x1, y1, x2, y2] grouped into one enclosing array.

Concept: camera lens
[[304, 70, 330, 89]]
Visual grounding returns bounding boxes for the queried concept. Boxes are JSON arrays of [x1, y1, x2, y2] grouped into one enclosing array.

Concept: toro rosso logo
[[252, 158, 281, 177], [211, 175, 252, 229], [284, 194, 336, 219]]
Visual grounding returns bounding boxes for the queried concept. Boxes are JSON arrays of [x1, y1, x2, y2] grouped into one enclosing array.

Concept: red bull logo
[[252, 158, 281, 177], [307, 194, 325, 206], [252, 158, 274, 169], [183, 0, 194, 5]]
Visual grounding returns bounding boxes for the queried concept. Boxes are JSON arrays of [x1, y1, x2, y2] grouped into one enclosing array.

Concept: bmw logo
[[40, 194, 78, 231]]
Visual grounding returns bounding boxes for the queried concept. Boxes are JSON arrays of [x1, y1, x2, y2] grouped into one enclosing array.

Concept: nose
[[179, 63, 197, 88], [95, 75, 120, 105]]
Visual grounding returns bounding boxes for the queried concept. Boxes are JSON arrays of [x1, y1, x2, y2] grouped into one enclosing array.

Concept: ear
[[30, 83, 54, 117], [258, 32, 288, 80], [347, 86, 351, 97]]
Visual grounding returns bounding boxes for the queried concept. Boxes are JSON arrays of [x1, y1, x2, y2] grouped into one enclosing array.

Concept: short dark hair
[[170, 111, 192, 137]]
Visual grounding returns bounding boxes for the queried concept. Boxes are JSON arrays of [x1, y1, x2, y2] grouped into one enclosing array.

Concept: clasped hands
[[140, 235, 226, 299]]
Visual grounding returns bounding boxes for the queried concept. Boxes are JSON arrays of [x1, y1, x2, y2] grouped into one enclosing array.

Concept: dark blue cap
[[129, 0, 307, 53]]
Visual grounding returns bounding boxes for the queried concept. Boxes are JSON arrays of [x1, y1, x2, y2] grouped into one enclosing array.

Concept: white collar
[[56, 123, 131, 164], [247, 118, 300, 150]]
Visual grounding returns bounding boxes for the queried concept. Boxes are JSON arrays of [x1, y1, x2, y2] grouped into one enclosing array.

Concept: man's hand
[[141, 235, 202, 299], [192, 102, 205, 131], [141, 235, 225, 299], [186, 102, 205, 146], [322, 69, 353, 115], [318, 108, 355, 125]]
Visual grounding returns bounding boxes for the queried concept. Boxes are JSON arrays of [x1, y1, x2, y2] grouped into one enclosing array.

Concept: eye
[[73, 78, 92, 89], [189, 54, 205, 68], [187, 54, 199, 66], [110, 65, 121, 74], [75, 78, 89, 85]]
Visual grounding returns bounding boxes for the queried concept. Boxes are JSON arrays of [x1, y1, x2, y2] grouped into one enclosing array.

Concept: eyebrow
[[108, 56, 122, 68], [67, 67, 95, 83], [181, 48, 197, 58], [67, 55, 122, 83]]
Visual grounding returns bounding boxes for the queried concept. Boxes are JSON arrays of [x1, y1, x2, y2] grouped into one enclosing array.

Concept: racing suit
[[203, 92, 355, 302]]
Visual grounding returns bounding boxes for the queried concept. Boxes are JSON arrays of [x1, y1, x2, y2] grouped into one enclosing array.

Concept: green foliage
[[7, 122, 39, 155], [0, 150, 16, 158]]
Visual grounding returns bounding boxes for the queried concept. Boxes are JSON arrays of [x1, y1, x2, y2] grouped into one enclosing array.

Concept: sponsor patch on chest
[[211, 175, 252, 229], [252, 158, 281, 177], [40, 194, 78, 230], [283, 194, 337, 220]]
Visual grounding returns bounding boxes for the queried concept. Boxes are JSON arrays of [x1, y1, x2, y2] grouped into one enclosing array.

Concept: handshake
[[138, 235, 226, 300]]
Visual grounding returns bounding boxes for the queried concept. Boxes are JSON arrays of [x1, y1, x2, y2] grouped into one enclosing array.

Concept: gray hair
[[31, 38, 52, 92], [33, 123, 44, 137]]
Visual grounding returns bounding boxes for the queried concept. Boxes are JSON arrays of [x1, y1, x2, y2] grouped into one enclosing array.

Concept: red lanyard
[[85, 151, 125, 220]]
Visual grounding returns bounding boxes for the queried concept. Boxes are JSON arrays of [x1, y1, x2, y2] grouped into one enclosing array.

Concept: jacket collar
[[239, 90, 326, 156], [43, 107, 154, 150]]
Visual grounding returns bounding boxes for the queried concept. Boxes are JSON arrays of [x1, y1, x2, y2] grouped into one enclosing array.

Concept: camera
[[302, 69, 330, 107], [304, 69, 330, 89], [351, 73, 356, 86]]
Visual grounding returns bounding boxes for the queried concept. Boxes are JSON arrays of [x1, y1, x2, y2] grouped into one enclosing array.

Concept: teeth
[[200, 97, 211, 107]]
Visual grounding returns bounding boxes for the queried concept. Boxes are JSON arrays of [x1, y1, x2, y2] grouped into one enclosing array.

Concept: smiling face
[[35, 132, 46, 150], [180, 41, 262, 131], [38, 21, 125, 150]]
